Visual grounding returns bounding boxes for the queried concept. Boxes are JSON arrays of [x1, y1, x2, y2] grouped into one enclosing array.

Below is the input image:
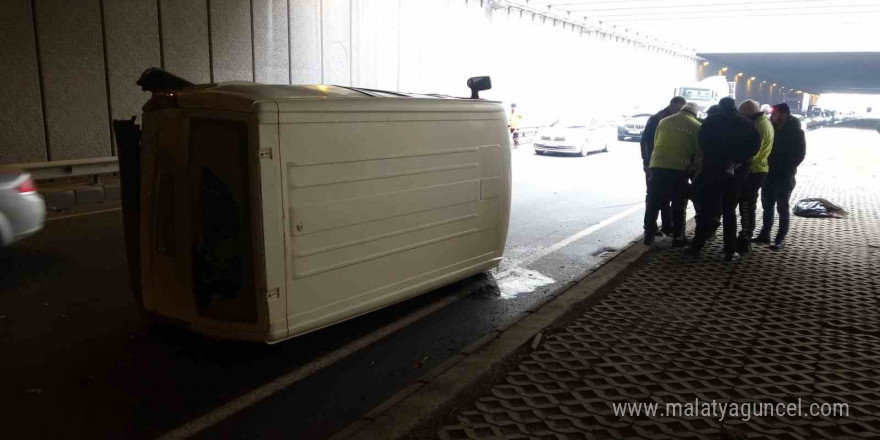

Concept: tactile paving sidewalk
[[437, 176, 880, 439]]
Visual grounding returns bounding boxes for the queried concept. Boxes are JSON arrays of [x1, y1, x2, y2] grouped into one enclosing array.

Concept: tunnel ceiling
[[698, 52, 880, 95], [537, 0, 880, 53]]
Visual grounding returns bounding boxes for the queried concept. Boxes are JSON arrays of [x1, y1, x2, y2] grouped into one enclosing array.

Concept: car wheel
[[535, 150, 544, 155], [579, 145, 589, 157], [602, 143, 609, 153], [617, 134, 625, 141]]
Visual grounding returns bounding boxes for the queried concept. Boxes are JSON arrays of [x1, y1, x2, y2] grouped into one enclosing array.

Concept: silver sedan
[[0, 167, 45, 247]]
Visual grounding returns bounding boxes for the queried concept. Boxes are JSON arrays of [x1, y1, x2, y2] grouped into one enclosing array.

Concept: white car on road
[[534, 118, 614, 156], [0, 167, 45, 247]]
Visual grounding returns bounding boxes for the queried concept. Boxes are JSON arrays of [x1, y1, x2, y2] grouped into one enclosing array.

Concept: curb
[[330, 237, 652, 440], [40, 183, 121, 210]]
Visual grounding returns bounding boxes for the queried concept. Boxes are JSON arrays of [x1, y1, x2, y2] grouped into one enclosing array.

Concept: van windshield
[[680, 87, 714, 101], [551, 119, 588, 128]]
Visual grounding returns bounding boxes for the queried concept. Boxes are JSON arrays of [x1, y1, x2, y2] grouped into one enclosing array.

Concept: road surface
[[0, 136, 684, 439]]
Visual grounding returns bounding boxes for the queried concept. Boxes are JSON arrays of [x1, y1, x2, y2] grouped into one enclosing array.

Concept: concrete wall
[[34, 0, 111, 161], [160, 0, 211, 83], [0, 0, 696, 165], [0, 0, 46, 163]]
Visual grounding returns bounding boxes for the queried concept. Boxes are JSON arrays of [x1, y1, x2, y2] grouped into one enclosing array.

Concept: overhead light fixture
[[702, 61, 710, 66], [772, 83, 777, 86], [721, 67, 728, 72], [762, 81, 767, 84], [750, 76, 756, 81]]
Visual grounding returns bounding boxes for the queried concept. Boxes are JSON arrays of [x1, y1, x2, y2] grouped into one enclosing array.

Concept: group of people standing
[[640, 96, 807, 261]]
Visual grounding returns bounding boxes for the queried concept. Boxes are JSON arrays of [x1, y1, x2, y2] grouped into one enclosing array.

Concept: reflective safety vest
[[649, 112, 702, 171], [509, 110, 522, 129], [750, 115, 774, 173]]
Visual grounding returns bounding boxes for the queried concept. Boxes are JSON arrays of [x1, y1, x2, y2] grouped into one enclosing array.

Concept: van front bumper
[[533, 142, 579, 151]]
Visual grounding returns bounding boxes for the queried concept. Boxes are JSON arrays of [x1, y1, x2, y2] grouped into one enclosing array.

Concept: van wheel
[[535, 150, 544, 155], [618, 134, 625, 141]]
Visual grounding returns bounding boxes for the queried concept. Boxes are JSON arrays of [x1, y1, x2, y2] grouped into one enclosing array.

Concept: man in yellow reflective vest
[[509, 103, 523, 148], [736, 99, 774, 254], [644, 102, 702, 247]]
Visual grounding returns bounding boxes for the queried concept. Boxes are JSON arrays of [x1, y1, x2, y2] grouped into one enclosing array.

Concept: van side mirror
[[467, 76, 492, 99]]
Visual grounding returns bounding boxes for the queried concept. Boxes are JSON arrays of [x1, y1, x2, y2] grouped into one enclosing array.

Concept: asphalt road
[[0, 137, 658, 440]]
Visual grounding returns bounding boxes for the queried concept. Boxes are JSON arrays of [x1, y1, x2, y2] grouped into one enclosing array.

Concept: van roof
[[153, 81, 501, 114], [198, 82, 461, 100]]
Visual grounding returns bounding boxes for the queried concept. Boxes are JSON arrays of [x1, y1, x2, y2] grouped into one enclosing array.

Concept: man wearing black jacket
[[688, 97, 761, 261], [641, 96, 686, 236], [755, 103, 807, 251]]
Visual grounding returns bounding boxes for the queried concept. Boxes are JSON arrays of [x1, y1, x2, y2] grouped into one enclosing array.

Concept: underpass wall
[[0, 0, 696, 165]]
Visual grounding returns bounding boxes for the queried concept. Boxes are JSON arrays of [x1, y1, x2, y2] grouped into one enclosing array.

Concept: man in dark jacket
[[754, 103, 806, 251], [688, 97, 761, 261], [690, 105, 722, 239], [641, 96, 686, 236]]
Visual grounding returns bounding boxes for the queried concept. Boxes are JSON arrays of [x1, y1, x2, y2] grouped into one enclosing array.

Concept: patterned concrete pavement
[[434, 129, 880, 440]]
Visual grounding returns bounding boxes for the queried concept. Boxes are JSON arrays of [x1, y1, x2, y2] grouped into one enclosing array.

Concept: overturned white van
[[116, 69, 511, 343]]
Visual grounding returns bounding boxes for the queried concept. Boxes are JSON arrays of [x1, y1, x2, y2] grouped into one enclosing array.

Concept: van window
[[188, 118, 258, 323]]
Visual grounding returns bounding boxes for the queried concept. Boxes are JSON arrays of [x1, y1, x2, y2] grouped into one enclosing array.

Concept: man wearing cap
[[642, 96, 687, 237], [689, 97, 761, 261], [735, 99, 775, 254], [644, 102, 702, 247], [755, 103, 806, 251]]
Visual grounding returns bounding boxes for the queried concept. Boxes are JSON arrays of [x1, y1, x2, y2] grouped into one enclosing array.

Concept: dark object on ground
[[793, 198, 847, 218]]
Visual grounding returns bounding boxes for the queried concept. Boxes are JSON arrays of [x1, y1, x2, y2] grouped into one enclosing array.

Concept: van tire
[[535, 150, 544, 155]]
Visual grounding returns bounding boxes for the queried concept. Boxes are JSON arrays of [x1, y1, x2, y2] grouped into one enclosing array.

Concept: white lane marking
[[46, 207, 121, 222], [497, 203, 644, 278], [153, 293, 461, 440]]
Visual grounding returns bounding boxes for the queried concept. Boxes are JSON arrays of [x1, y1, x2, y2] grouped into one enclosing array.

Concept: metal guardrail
[[14, 157, 119, 181]]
